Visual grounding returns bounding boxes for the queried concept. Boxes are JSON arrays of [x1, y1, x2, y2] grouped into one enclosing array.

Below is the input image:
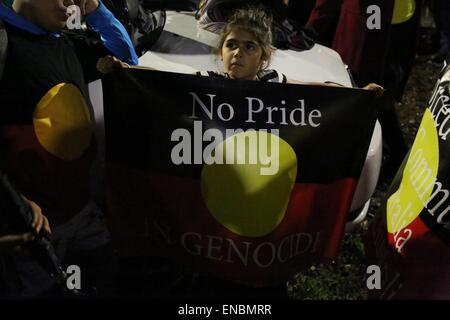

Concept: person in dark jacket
[[0, 0, 137, 298], [306, 0, 422, 178]]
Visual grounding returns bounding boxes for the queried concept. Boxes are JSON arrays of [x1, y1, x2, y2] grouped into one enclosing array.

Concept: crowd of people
[[0, 0, 448, 299]]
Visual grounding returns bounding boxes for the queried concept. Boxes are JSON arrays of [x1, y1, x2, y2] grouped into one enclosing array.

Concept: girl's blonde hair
[[215, 7, 274, 70]]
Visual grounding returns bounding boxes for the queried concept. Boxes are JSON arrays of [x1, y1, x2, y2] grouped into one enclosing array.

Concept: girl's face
[[220, 29, 265, 81]]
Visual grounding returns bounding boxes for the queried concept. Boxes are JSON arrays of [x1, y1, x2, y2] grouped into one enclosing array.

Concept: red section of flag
[[366, 208, 450, 299], [387, 216, 430, 256], [0, 125, 95, 226], [107, 163, 357, 287]]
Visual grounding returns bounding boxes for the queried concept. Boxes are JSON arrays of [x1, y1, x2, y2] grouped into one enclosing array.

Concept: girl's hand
[[363, 83, 385, 98]]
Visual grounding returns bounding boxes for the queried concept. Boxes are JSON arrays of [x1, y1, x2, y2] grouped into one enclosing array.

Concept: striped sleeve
[[258, 69, 287, 83]]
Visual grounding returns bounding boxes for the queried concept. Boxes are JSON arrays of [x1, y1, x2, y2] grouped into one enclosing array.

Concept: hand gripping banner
[[366, 64, 450, 299], [103, 68, 378, 287]]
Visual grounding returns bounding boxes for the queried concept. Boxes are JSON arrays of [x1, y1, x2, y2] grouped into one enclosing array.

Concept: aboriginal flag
[[103, 68, 378, 287], [365, 64, 450, 299], [0, 83, 96, 226]]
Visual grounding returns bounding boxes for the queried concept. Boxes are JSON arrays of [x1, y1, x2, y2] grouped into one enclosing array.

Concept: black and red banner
[[103, 68, 377, 287], [366, 64, 450, 299]]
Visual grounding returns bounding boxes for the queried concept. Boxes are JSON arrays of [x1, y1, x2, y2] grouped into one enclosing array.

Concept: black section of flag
[[103, 69, 377, 183]]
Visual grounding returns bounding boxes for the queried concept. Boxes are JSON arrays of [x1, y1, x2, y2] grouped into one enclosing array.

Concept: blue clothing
[[0, 1, 47, 35], [85, 1, 138, 65], [0, 1, 138, 65]]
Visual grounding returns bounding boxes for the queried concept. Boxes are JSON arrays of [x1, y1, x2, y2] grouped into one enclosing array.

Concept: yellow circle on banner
[[387, 109, 438, 233], [33, 83, 92, 160], [392, 0, 415, 24], [201, 131, 297, 237]]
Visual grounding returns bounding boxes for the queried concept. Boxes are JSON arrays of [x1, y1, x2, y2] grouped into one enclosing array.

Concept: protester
[[0, 0, 138, 298], [306, 0, 423, 178], [196, 7, 287, 83], [199, 6, 383, 96], [306, 0, 395, 89], [100, 6, 384, 97]]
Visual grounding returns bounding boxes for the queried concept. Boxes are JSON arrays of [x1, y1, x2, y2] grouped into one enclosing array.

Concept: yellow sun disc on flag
[[387, 108, 439, 233], [392, 0, 415, 24], [33, 83, 93, 161], [201, 131, 298, 237]]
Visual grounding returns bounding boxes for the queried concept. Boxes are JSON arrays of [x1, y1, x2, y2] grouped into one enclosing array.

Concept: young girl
[[99, 6, 383, 96], [196, 7, 287, 83], [196, 6, 384, 94]]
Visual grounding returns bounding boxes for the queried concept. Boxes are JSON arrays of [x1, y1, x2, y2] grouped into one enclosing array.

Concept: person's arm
[[0, 196, 51, 253], [96, 55, 198, 74], [0, 233, 34, 253], [287, 79, 341, 86], [96, 55, 153, 73], [82, 0, 138, 66], [287, 78, 385, 97]]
